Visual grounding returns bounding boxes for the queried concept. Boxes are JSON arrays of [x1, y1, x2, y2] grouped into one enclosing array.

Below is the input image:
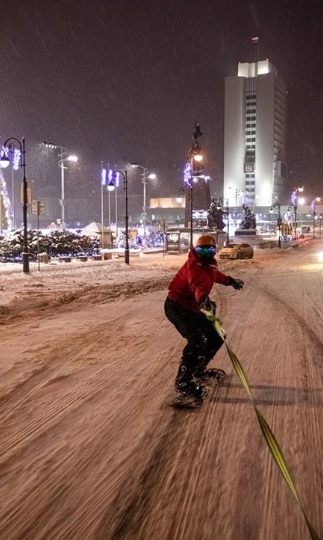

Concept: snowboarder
[[164, 235, 244, 404]]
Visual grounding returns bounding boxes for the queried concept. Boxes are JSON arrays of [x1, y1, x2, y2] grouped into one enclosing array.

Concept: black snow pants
[[164, 297, 224, 373]]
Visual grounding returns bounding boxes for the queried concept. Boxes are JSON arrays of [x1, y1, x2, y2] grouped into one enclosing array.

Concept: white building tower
[[223, 60, 287, 211]]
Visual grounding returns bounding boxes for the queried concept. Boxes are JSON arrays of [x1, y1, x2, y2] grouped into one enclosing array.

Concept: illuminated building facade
[[223, 60, 287, 210]]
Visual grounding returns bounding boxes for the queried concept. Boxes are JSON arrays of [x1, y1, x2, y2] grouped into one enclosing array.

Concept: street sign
[[32, 200, 46, 216]]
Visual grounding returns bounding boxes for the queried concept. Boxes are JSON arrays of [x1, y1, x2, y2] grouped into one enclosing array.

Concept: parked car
[[218, 243, 254, 260]]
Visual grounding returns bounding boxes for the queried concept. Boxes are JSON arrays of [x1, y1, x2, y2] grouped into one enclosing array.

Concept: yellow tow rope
[[205, 312, 321, 540]]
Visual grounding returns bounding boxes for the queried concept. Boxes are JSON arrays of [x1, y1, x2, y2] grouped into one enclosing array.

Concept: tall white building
[[223, 60, 287, 211]]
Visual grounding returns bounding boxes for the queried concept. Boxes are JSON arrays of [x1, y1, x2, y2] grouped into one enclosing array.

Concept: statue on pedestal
[[240, 204, 256, 229], [207, 199, 226, 230]]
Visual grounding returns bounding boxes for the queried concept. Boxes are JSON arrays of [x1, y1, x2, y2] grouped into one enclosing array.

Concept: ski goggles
[[195, 245, 216, 257]]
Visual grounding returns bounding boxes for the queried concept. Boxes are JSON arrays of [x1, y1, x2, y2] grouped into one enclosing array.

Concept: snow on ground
[[1, 242, 323, 539], [0, 246, 293, 309], [0, 252, 182, 313]]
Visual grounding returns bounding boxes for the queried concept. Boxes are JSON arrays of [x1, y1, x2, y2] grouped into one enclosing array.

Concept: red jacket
[[167, 250, 231, 312]]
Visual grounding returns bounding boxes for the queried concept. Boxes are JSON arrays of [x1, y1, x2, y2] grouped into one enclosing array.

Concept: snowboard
[[169, 370, 226, 409], [169, 382, 208, 409], [169, 394, 205, 409]]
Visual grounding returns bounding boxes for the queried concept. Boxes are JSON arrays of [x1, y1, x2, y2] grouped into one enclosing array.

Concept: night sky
[[1, 0, 323, 210]]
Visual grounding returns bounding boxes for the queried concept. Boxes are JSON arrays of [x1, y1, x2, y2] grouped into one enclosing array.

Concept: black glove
[[199, 295, 216, 313], [228, 277, 244, 290]]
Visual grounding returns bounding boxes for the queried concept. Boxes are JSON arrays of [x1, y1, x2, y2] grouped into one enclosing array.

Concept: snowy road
[[0, 245, 323, 539]]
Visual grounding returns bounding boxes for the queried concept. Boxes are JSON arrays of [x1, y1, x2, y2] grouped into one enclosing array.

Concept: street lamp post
[[11, 162, 15, 228], [228, 187, 242, 229], [142, 167, 147, 229], [1, 137, 29, 272], [0, 173, 3, 235], [10, 148, 20, 228], [43, 142, 77, 227], [101, 166, 120, 248], [312, 197, 321, 239], [176, 183, 189, 219], [217, 198, 230, 244], [1, 145, 21, 231], [234, 189, 238, 229], [115, 175, 118, 238], [58, 151, 77, 226], [100, 161, 105, 248], [177, 184, 194, 249], [106, 175, 115, 249], [185, 123, 204, 249], [130, 163, 156, 236], [110, 170, 129, 264], [108, 178, 112, 228], [188, 167, 194, 250], [270, 202, 282, 248], [110, 166, 119, 238], [291, 186, 304, 239]]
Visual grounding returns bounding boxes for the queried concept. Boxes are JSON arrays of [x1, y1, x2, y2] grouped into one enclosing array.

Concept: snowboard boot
[[175, 364, 207, 400]]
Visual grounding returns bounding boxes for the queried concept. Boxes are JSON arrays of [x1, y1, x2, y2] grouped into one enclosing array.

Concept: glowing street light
[[0, 149, 10, 169]]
